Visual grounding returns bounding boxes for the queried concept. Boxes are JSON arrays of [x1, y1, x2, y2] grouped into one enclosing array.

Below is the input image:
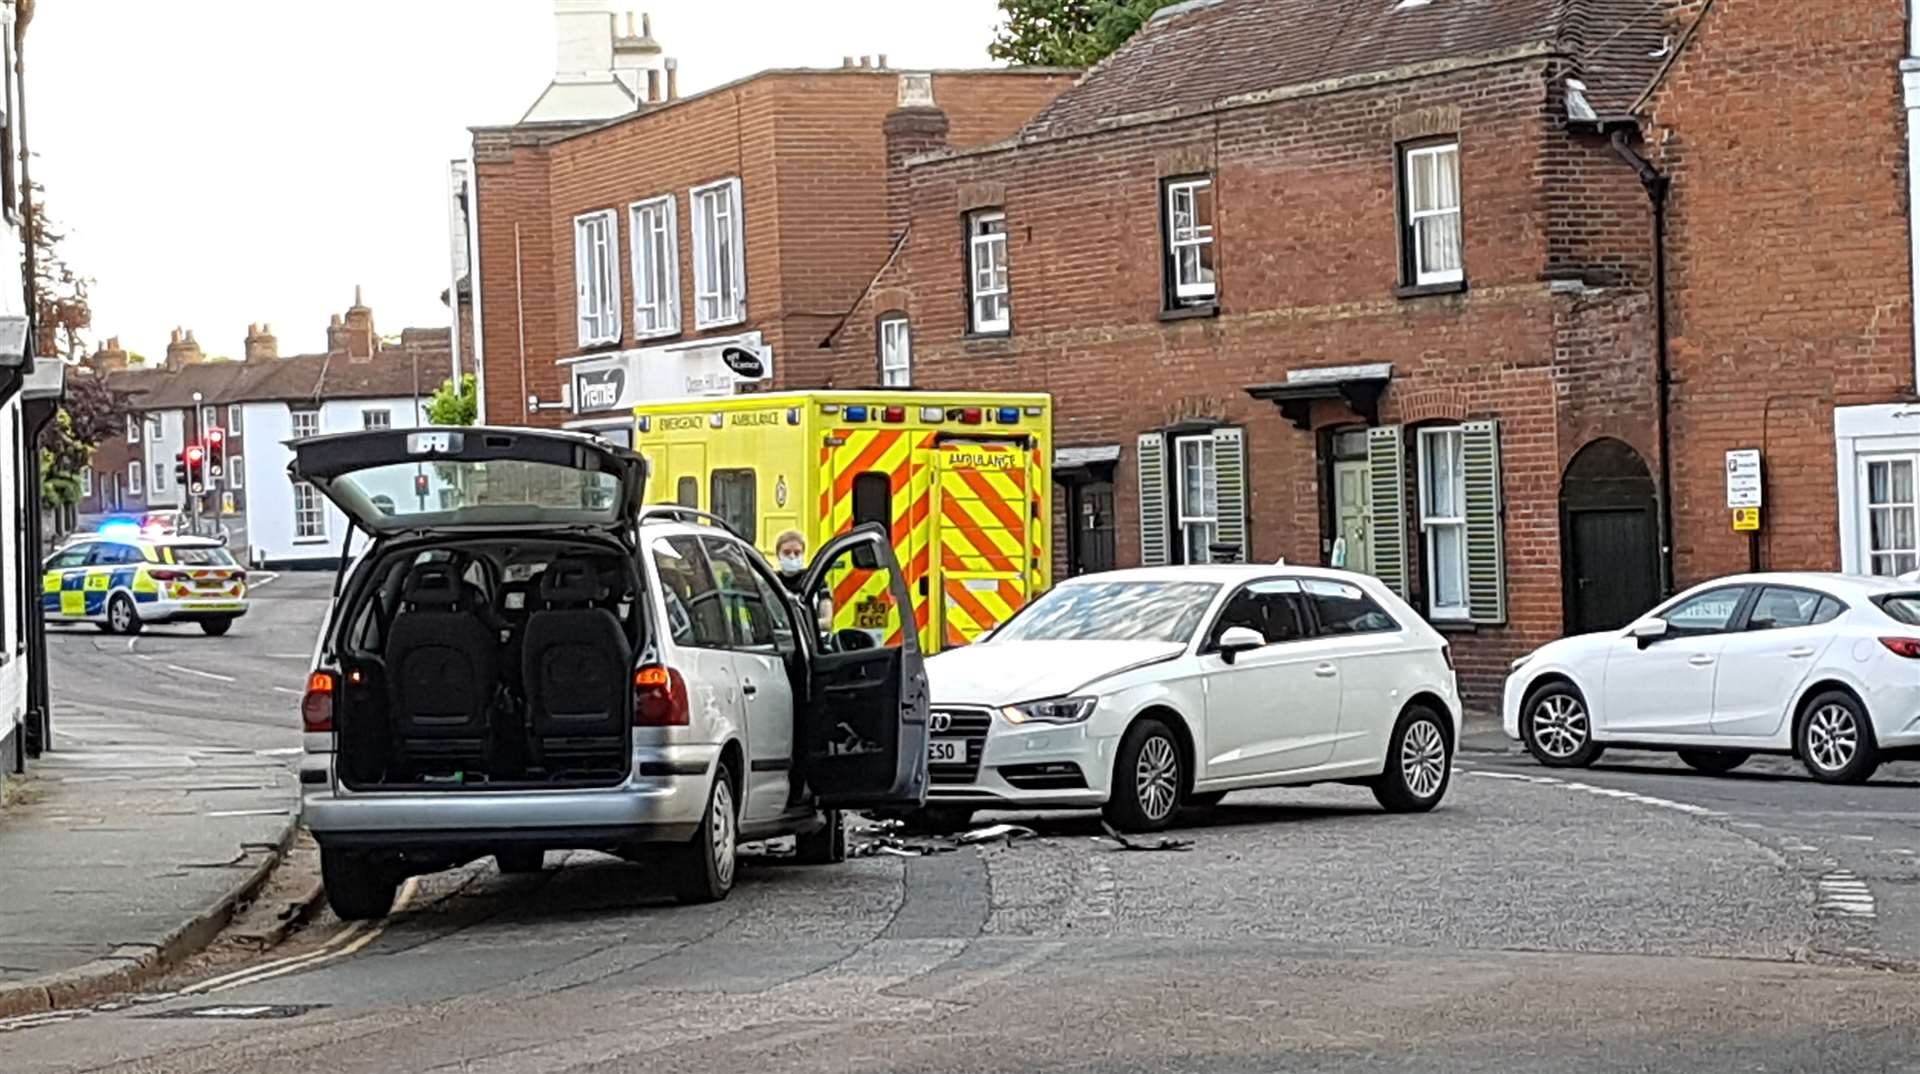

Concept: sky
[[30, 0, 1008, 362]]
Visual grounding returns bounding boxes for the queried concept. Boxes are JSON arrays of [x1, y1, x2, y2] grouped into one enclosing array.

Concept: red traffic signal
[[185, 444, 205, 464], [414, 474, 429, 495], [206, 428, 225, 447]]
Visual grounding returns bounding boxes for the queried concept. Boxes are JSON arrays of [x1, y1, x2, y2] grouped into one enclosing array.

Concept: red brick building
[[1634, 0, 1917, 584], [469, 62, 1078, 436], [828, 0, 1677, 707]]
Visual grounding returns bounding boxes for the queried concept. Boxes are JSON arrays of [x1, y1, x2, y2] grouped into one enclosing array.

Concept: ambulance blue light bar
[[997, 407, 1020, 424], [845, 406, 869, 422]]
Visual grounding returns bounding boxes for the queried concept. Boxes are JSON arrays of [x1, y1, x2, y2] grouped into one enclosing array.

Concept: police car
[[42, 531, 249, 635]]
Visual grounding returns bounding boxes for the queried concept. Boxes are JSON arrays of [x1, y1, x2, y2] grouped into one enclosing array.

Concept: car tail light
[[634, 665, 689, 727], [234, 569, 249, 583], [149, 569, 185, 581], [1880, 637, 1920, 659], [1441, 644, 1454, 671], [302, 671, 337, 733]]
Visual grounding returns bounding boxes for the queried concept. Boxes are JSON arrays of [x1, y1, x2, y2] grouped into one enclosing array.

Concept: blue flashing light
[[845, 405, 870, 422], [98, 520, 140, 540], [997, 407, 1020, 424]]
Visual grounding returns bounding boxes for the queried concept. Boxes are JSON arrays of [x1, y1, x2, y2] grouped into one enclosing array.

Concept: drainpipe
[[1609, 126, 1676, 597]]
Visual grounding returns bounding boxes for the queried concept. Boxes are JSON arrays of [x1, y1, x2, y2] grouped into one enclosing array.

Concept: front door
[[797, 524, 930, 808], [1069, 481, 1115, 577], [1568, 509, 1660, 634], [701, 536, 800, 823], [1198, 579, 1340, 776], [1332, 457, 1373, 573], [934, 443, 1030, 646], [1601, 586, 1752, 736]]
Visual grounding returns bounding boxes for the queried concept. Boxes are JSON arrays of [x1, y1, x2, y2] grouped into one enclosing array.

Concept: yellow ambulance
[[633, 391, 1053, 653]]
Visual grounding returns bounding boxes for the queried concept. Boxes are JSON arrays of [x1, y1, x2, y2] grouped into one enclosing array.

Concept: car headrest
[[401, 562, 465, 608], [539, 558, 606, 604]]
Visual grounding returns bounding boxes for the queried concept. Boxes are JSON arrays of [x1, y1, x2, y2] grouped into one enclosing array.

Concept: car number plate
[[928, 739, 964, 764], [855, 599, 890, 629]]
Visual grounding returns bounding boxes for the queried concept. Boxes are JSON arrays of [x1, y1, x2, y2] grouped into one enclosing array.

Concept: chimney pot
[[665, 56, 678, 99], [878, 54, 888, 69], [642, 12, 651, 37], [860, 55, 871, 68], [647, 68, 660, 102], [843, 56, 855, 68], [353, 284, 365, 307], [624, 11, 634, 36]]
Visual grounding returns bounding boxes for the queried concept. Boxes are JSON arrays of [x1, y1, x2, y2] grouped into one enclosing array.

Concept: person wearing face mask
[[774, 530, 808, 593]]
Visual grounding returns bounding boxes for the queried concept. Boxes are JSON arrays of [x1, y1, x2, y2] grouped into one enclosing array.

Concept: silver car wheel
[[1530, 693, 1588, 759], [710, 779, 737, 889], [1134, 734, 1179, 822], [1806, 704, 1858, 773], [1401, 718, 1448, 800], [109, 597, 134, 633]]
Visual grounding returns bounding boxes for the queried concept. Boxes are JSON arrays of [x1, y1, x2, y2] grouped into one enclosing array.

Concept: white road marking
[[202, 809, 289, 819], [1465, 770, 1721, 817], [1816, 871, 1878, 919], [248, 572, 280, 589], [190, 877, 421, 995], [164, 664, 237, 683]]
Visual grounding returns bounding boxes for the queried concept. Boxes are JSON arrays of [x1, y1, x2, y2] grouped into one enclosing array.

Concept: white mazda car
[[1504, 572, 1920, 784], [919, 566, 1460, 831]]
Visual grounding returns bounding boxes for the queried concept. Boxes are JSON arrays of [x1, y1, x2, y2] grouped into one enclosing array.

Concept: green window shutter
[[1462, 419, 1507, 624], [1211, 426, 1248, 562], [1136, 433, 1169, 567], [1367, 425, 1409, 599]]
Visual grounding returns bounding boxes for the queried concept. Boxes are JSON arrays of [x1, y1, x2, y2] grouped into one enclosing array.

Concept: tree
[[25, 189, 91, 362], [987, 0, 1180, 67], [39, 374, 124, 508], [426, 373, 477, 426]]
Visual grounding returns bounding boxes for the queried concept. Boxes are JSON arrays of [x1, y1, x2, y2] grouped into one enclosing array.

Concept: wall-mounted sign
[[722, 345, 767, 380], [1732, 507, 1761, 532], [564, 331, 774, 416], [574, 367, 627, 413], [1725, 449, 1763, 509]]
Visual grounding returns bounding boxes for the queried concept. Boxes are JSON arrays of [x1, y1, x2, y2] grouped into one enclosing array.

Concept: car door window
[[1210, 579, 1311, 648], [87, 543, 138, 567], [47, 546, 91, 571], [1747, 587, 1824, 631], [1303, 579, 1398, 635], [1661, 587, 1747, 635], [703, 537, 796, 655], [649, 535, 730, 648]]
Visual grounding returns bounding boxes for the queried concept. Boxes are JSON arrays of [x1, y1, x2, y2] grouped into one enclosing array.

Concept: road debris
[[1099, 822, 1193, 852]]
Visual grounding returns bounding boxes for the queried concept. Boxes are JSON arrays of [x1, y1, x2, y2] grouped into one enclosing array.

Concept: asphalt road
[[10, 584, 1920, 1072]]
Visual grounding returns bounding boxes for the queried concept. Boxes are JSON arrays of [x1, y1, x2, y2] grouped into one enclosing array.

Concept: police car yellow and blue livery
[[41, 532, 249, 636]]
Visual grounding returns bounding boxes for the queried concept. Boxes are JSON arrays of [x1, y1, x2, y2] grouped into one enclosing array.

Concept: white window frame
[[1403, 141, 1464, 287], [293, 482, 327, 542], [361, 408, 391, 430], [1174, 434, 1218, 565], [200, 404, 217, 432], [1860, 454, 1920, 577], [879, 316, 912, 387], [152, 460, 169, 493], [227, 404, 243, 436], [146, 414, 163, 442], [79, 468, 93, 497], [690, 178, 746, 329], [128, 461, 143, 496], [629, 195, 681, 338], [573, 208, 622, 347], [229, 455, 244, 491], [1417, 425, 1470, 620], [290, 408, 321, 440], [968, 210, 1011, 333], [126, 413, 140, 444], [1165, 177, 1216, 302]]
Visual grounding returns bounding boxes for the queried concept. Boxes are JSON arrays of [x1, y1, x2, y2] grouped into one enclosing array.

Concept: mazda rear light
[[302, 671, 337, 733], [1880, 637, 1920, 659], [634, 665, 690, 727]]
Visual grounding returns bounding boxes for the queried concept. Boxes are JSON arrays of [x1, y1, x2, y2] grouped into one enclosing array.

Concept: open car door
[[288, 427, 647, 538], [797, 524, 931, 809]]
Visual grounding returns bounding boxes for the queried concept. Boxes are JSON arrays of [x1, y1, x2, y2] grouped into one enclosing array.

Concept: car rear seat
[[385, 561, 498, 776], [522, 558, 632, 773]]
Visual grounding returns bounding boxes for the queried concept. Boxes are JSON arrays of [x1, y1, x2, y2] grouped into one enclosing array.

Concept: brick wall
[[472, 69, 1078, 426], [1645, 0, 1913, 584], [830, 59, 1663, 712]]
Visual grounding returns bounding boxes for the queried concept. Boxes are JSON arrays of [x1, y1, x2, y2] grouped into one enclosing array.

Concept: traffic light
[[206, 428, 226, 481], [184, 443, 206, 494]]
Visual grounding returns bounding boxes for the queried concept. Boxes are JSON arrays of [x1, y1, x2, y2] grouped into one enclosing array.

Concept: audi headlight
[[1000, 696, 1097, 725]]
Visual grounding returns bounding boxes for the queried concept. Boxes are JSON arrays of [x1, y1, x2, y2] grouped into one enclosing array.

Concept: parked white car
[[919, 566, 1461, 831], [1504, 572, 1920, 783]]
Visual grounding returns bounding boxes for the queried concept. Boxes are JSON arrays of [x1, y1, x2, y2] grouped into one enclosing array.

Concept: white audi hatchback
[[919, 566, 1461, 831], [1505, 572, 1920, 783]]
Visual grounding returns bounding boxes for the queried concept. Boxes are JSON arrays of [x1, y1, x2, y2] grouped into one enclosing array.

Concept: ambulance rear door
[[823, 421, 926, 650], [932, 441, 1033, 647]]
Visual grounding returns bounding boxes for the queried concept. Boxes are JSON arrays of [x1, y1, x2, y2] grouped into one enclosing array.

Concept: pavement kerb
[[0, 814, 302, 1020]]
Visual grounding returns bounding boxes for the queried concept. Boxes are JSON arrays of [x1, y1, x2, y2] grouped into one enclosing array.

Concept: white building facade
[[241, 395, 429, 567]]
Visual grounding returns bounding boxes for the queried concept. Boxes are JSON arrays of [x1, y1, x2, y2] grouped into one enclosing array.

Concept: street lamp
[[189, 391, 204, 535]]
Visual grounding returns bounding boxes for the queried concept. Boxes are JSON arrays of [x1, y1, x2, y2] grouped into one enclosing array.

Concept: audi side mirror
[[1630, 618, 1670, 648], [1218, 626, 1267, 665]]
